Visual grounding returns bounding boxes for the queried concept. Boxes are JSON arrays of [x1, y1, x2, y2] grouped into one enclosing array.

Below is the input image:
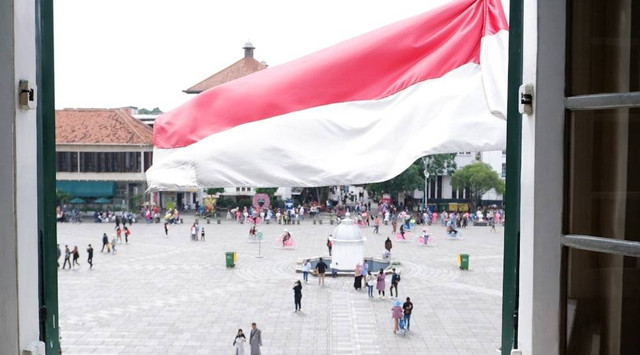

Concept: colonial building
[[55, 108, 153, 208], [183, 41, 268, 94], [177, 42, 268, 203]]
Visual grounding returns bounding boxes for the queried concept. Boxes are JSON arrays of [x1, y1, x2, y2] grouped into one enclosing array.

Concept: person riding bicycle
[[282, 229, 291, 247]]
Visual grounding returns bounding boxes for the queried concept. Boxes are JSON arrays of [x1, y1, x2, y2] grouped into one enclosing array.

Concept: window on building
[[501, 163, 506, 178], [563, 1, 640, 353], [79, 152, 142, 173], [143, 151, 153, 172], [55, 152, 78, 172]]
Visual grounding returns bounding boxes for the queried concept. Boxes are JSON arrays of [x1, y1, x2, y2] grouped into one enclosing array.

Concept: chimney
[[243, 41, 255, 58]]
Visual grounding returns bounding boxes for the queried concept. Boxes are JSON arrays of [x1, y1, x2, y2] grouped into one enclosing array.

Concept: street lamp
[[422, 156, 432, 213]]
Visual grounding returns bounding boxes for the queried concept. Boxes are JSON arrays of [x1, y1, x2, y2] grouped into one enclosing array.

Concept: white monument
[[329, 213, 367, 271]]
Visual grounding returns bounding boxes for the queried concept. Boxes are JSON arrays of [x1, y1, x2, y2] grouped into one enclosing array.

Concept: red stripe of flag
[[154, 0, 508, 149]]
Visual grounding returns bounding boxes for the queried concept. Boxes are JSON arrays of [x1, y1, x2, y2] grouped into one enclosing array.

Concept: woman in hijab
[[233, 328, 246, 354], [354, 263, 363, 290]]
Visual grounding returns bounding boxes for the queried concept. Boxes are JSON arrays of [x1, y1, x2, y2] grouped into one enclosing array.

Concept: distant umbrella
[[93, 197, 111, 204], [69, 197, 86, 204]]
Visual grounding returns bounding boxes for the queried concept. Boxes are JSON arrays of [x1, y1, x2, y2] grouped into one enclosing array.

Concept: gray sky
[[54, 0, 508, 112]]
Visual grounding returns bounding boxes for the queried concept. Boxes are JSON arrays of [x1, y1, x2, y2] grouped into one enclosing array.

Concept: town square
[[57, 214, 504, 354]]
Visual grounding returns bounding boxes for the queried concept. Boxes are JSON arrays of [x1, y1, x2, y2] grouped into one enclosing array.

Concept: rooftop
[[183, 43, 268, 94], [56, 108, 153, 145]]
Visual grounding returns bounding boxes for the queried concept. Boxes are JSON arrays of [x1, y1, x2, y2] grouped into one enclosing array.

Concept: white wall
[[517, 0, 565, 353], [0, 0, 42, 353]]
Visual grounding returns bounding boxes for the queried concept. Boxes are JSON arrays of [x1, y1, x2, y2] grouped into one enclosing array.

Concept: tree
[[205, 188, 224, 195], [423, 153, 457, 178], [366, 159, 424, 202], [138, 107, 163, 115], [451, 162, 505, 209], [56, 189, 72, 205]]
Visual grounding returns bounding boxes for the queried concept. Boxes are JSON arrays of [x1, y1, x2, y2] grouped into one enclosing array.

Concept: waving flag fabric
[[147, 0, 509, 190]]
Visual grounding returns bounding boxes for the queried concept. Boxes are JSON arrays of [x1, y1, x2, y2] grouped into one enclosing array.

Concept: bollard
[[207, 218, 210, 224], [384, 220, 388, 225], [330, 219, 334, 225], [217, 219, 221, 224], [266, 219, 270, 224], [297, 220, 300, 225], [319, 220, 323, 225], [313, 219, 317, 225]]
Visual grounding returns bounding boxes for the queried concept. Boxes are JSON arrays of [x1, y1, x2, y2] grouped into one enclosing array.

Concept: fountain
[[329, 213, 365, 271], [297, 213, 392, 276]]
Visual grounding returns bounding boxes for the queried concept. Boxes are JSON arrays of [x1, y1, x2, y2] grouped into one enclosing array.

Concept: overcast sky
[[54, 0, 508, 112]]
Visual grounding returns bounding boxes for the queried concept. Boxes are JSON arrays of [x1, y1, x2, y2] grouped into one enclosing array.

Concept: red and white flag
[[147, 0, 509, 190]]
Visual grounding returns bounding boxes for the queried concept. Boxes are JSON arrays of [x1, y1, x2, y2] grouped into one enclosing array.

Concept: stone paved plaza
[[57, 215, 504, 354]]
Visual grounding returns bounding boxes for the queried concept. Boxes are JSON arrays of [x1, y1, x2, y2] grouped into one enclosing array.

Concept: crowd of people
[[57, 195, 504, 351]]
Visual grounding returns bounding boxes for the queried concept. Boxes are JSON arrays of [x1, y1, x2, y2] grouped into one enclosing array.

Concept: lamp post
[[422, 156, 432, 213]]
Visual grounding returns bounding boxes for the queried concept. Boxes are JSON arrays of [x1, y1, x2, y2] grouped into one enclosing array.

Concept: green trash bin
[[226, 252, 235, 268], [459, 254, 469, 270]]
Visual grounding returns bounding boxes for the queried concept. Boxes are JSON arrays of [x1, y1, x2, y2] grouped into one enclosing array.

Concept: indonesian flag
[[147, 0, 509, 190]]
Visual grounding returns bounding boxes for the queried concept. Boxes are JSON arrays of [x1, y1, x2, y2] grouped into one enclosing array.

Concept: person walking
[[190, 223, 197, 241], [57, 244, 61, 268], [390, 268, 401, 298], [293, 280, 302, 312], [354, 263, 363, 290], [233, 329, 246, 355], [249, 322, 262, 355], [315, 257, 328, 286], [111, 235, 117, 255], [62, 245, 71, 270], [123, 226, 131, 244], [373, 216, 380, 234], [200, 227, 205, 241], [301, 259, 311, 283], [101, 233, 109, 252], [391, 219, 397, 234], [327, 238, 332, 256], [376, 269, 386, 299], [365, 270, 375, 298], [86, 244, 94, 269], [361, 261, 369, 288], [391, 300, 404, 334], [164, 222, 169, 237], [403, 297, 413, 331], [115, 226, 122, 243], [71, 245, 80, 268]]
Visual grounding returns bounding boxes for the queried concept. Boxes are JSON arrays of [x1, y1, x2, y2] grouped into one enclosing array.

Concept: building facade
[[55, 108, 153, 209]]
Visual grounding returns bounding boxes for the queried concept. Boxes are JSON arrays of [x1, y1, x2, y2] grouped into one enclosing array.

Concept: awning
[[56, 181, 116, 198]]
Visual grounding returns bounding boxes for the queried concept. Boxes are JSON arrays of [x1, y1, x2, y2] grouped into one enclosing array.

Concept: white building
[[408, 150, 506, 210]]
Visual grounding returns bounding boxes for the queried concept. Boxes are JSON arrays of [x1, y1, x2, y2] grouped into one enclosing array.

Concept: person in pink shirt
[[391, 300, 404, 334]]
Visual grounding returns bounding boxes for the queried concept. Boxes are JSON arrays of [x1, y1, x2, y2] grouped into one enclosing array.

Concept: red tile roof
[[184, 57, 268, 94], [56, 109, 153, 145]]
